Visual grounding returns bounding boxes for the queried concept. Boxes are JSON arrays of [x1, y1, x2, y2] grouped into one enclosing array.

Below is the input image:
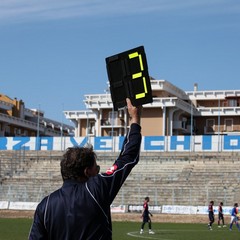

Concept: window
[[108, 111, 118, 125], [206, 119, 215, 132], [109, 130, 117, 137], [89, 121, 95, 134], [228, 99, 237, 107], [224, 119, 233, 131], [14, 128, 21, 135]]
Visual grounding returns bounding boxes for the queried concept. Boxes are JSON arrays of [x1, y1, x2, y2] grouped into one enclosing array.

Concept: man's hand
[[126, 98, 142, 125]]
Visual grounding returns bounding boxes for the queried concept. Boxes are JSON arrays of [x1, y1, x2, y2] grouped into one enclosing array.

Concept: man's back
[[29, 99, 142, 240]]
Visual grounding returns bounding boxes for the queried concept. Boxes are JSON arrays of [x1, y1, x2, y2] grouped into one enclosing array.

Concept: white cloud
[[0, 0, 239, 24]]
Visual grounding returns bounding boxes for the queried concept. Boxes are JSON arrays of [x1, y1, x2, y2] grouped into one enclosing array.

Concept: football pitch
[[0, 218, 239, 240]]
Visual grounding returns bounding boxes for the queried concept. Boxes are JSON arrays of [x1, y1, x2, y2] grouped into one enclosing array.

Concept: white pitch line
[[127, 230, 173, 240], [127, 228, 216, 240]]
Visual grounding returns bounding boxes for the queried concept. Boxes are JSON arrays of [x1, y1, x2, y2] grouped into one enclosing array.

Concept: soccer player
[[29, 98, 142, 240], [140, 196, 155, 234], [217, 202, 226, 228], [229, 203, 240, 231], [208, 200, 214, 230]]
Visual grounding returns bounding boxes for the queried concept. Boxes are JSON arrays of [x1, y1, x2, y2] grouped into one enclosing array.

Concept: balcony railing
[[204, 125, 240, 134], [101, 118, 125, 128]]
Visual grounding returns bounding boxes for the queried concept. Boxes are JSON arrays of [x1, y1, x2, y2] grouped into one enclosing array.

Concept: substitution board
[[106, 46, 153, 110]]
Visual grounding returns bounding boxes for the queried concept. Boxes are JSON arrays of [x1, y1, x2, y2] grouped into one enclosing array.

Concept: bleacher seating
[[0, 150, 240, 207]]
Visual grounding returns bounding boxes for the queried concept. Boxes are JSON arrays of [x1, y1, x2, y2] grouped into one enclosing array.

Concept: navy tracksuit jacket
[[29, 123, 141, 240]]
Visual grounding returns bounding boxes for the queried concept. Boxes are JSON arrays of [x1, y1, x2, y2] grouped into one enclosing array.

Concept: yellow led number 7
[[128, 52, 148, 99]]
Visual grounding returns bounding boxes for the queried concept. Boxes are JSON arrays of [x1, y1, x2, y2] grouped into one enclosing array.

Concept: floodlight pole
[[60, 104, 64, 151], [190, 102, 193, 152], [37, 105, 40, 150], [111, 106, 114, 152], [86, 111, 89, 143], [218, 98, 220, 152]]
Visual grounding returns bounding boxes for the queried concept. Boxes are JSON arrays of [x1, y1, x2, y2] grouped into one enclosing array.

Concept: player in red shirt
[[218, 202, 226, 228], [208, 200, 214, 230], [140, 197, 154, 234]]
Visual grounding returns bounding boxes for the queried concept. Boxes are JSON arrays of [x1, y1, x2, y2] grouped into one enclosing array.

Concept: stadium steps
[[1, 151, 240, 206]]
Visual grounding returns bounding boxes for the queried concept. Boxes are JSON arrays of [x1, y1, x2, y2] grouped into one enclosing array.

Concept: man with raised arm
[[29, 98, 142, 240]]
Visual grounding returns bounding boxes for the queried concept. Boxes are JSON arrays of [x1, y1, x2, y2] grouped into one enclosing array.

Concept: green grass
[[0, 218, 239, 240], [113, 222, 240, 240], [0, 218, 32, 240]]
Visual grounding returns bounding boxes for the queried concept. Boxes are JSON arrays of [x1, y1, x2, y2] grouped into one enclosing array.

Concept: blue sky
[[0, 0, 239, 124]]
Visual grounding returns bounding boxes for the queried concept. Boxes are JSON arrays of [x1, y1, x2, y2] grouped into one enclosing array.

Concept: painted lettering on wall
[[0, 135, 239, 152]]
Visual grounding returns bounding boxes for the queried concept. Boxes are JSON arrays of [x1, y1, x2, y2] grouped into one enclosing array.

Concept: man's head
[[145, 197, 150, 202], [61, 147, 100, 181]]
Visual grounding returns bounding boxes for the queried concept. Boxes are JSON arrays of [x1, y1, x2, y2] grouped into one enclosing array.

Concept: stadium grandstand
[[1, 150, 240, 207]]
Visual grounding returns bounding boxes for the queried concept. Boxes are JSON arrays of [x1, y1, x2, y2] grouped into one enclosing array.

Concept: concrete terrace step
[[1, 150, 240, 206]]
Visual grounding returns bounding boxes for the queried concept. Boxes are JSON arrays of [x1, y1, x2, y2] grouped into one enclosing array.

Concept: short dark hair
[[61, 147, 96, 181]]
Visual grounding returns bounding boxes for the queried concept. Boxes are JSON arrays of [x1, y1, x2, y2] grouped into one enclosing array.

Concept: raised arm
[[126, 98, 142, 125], [101, 98, 142, 203]]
